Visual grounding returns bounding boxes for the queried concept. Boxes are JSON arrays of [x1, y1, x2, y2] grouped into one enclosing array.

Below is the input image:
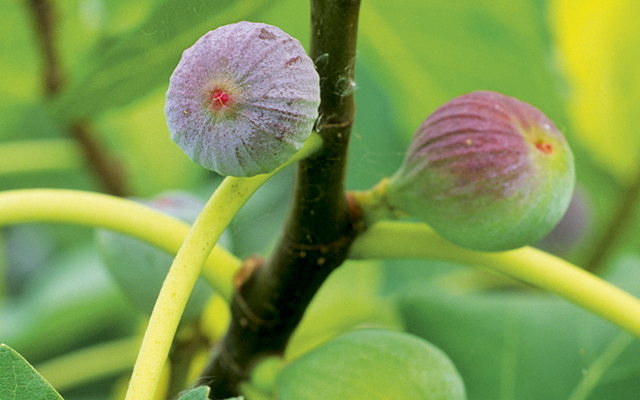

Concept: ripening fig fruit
[[385, 91, 575, 251], [165, 21, 321, 177], [277, 329, 466, 400]]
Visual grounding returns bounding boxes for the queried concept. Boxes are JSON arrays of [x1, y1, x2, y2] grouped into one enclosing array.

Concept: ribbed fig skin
[[386, 91, 575, 251], [165, 22, 320, 177]]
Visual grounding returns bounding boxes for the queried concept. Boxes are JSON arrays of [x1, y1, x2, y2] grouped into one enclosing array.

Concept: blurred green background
[[1, 0, 640, 399]]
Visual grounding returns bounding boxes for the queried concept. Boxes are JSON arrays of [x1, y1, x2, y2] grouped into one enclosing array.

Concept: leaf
[[0, 2, 39, 101], [176, 386, 211, 400], [358, 0, 566, 141], [169, 384, 243, 400], [346, 59, 408, 189], [394, 258, 640, 400], [277, 328, 466, 400], [96, 191, 214, 323], [549, 0, 640, 183], [0, 245, 138, 362], [284, 261, 403, 361], [0, 344, 64, 400], [48, 0, 275, 124]]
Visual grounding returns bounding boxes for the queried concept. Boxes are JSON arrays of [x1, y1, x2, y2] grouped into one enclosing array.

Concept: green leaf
[[346, 59, 408, 189], [175, 385, 243, 400], [395, 259, 640, 400], [359, 0, 565, 140], [0, 245, 138, 362], [549, 0, 640, 183], [0, 2, 39, 101], [277, 329, 466, 400], [176, 386, 210, 400], [0, 344, 63, 400], [96, 191, 214, 322], [284, 261, 403, 361], [49, 0, 275, 124]]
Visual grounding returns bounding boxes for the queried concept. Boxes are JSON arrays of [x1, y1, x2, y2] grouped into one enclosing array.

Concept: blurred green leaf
[[277, 328, 466, 400], [0, 344, 64, 400], [549, 0, 640, 183], [0, 2, 40, 101], [358, 0, 565, 141], [49, 0, 275, 123], [0, 245, 138, 363], [346, 59, 408, 190], [96, 191, 213, 322], [285, 261, 403, 362], [228, 167, 294, 258], [176, 386, 211, 400], [394, 258, 640, 400]]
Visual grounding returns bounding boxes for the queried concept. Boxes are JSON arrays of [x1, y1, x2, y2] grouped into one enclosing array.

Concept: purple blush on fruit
[[165, 22, 320, 177], [386, 91, 575, 251]]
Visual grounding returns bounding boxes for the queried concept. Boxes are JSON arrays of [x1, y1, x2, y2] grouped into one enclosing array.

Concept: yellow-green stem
[[349, 221, 640, 340], [0, 189, 239, 300], [124, 132, 322, 400]]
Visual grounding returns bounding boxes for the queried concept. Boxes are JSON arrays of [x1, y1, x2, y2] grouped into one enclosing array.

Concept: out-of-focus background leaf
[[358, 0, 565, 138], [550, 0, 640, 184], [50, 0, 274, 123], [386, 259, 640, 400], [2, 0, 640, 399]]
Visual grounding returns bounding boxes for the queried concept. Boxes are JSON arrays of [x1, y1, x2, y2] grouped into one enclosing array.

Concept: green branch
[[200, 1, 363, 397], [124, 132, 323, 400], [0, 188, 240, 300], [349, 221, 640, 340]]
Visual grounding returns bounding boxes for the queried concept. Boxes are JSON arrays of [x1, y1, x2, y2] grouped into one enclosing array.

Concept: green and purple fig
[[385, 91, 575, 251], [165, 21, 320, 177]]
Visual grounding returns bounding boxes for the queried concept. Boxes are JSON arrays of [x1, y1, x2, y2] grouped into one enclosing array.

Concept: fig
[[276, 329, 466, 400], [165, 21, 320, 177], [385, 91, 575, 251]]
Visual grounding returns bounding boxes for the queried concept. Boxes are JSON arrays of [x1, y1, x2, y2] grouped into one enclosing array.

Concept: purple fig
[[165, 21, 320, 177], [385, 91, 575, 251]]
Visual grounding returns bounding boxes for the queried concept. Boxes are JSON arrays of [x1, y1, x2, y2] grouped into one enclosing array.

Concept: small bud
[[165, 21, 320, 177], [385, 91, 575, 251]]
